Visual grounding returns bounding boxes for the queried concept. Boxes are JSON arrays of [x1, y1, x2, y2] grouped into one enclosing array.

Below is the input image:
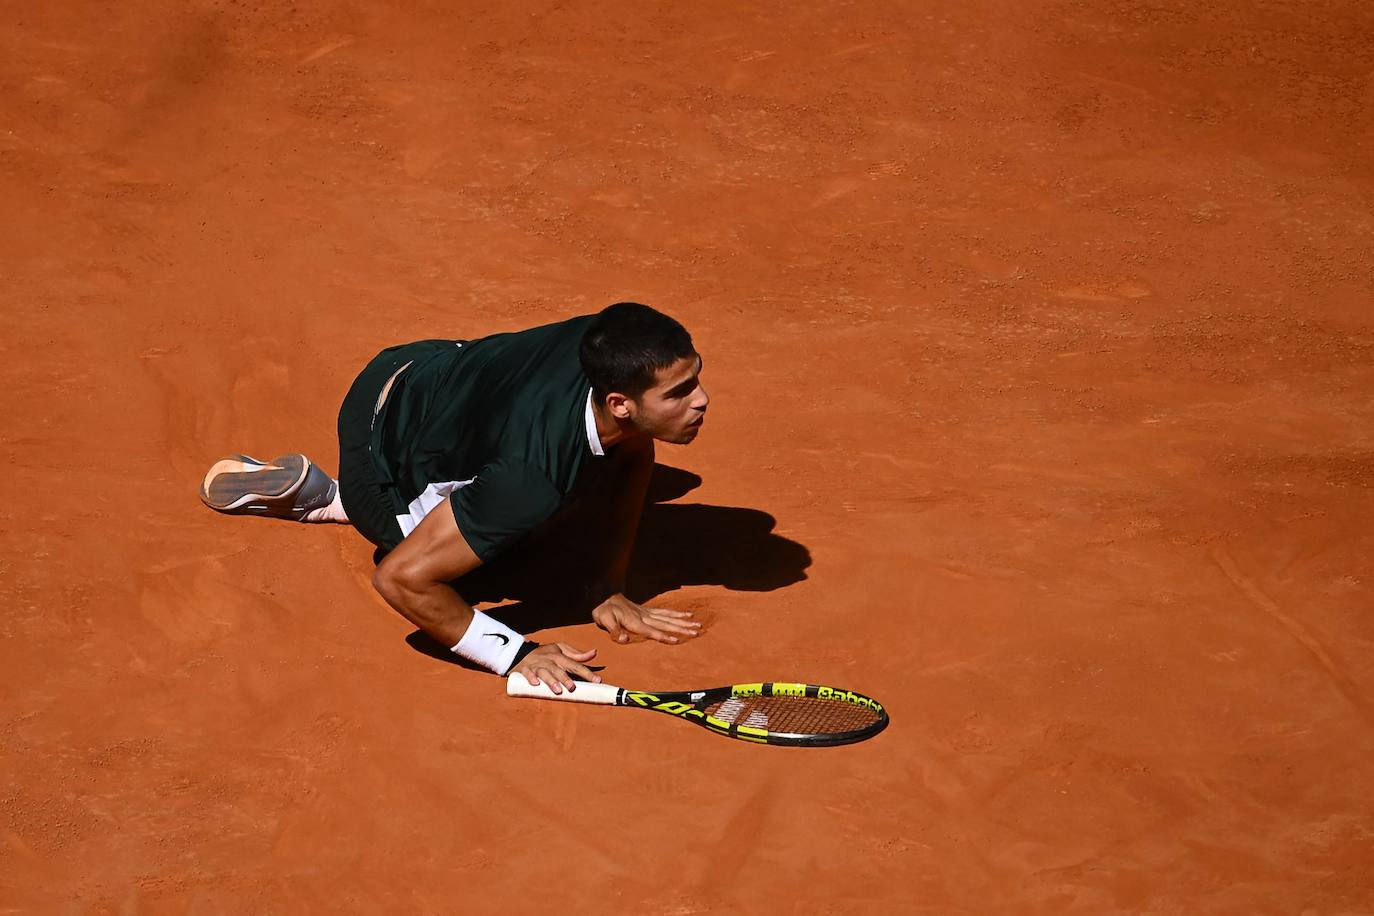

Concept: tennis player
[[199, 303, 708, 691]]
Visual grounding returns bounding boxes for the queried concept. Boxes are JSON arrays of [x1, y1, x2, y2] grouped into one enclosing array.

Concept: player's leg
[[199, 453, 345, 522], [198, 343, 425, 529], [334, 347, 422, 552]]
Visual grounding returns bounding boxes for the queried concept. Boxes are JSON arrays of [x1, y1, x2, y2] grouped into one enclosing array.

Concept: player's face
[[631, 354, 709, 444]]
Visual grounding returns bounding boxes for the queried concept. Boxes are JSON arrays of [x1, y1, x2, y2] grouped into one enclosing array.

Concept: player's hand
[[510, 643, 600, 695], [592, 593, 701, 645]]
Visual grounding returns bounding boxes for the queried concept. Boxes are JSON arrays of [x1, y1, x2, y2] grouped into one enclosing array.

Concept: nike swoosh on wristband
[[485, 633, 510, 645]]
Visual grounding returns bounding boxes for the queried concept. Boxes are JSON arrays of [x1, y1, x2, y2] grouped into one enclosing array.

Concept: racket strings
[[705, 695, 879, 736]]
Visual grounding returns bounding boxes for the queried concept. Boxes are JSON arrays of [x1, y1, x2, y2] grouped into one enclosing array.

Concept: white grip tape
[[505, 674, 621, 705]]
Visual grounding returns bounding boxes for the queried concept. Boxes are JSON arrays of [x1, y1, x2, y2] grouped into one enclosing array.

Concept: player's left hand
[[592, 593, 700, 645]]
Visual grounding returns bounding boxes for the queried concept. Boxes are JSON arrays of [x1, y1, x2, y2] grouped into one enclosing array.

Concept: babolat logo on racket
[[817, 685, 884, 715]]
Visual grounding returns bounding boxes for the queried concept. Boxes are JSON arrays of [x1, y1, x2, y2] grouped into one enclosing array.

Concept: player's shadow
[[404, 463, 811, 665]]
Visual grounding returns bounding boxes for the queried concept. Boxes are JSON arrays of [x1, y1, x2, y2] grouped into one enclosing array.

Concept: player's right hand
[[510, 643, 600, 694]]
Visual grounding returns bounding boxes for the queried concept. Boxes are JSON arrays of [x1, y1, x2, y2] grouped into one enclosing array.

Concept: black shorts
[[336, 346, 418, 553]]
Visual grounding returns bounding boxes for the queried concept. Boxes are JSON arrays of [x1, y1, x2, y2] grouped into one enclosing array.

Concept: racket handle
[[505, 674, 621, 705]]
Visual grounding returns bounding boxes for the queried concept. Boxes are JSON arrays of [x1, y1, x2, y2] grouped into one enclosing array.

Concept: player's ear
[[605, 391, 634, 420]]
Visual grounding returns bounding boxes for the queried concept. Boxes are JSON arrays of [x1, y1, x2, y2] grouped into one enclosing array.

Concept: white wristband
[[450, 610, 524, 675]]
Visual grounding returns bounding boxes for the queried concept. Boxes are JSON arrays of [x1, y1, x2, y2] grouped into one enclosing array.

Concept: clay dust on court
[[3, 2, 1373, 912]]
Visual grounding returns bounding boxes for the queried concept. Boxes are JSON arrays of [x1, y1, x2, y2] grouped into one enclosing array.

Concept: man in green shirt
[[200, 303, 708, 691]]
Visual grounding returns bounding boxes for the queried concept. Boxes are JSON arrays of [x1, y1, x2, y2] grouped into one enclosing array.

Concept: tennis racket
[[506, 675, 888, 747]]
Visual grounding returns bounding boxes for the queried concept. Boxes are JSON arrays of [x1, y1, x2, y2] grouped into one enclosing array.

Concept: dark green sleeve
[[448, 459, 564, 562]]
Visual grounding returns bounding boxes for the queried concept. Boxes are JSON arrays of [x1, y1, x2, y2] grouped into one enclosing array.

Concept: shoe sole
[[200, 454, 309, 512]]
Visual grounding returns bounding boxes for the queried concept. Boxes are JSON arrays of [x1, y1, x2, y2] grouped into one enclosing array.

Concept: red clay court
[[3, 2, 1373, 912]]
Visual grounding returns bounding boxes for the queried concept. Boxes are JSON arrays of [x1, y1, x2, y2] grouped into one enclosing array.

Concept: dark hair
[[580, 302, 695, 402]]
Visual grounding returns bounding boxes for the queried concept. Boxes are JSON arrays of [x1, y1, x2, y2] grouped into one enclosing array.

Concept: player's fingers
[[555, 643, 597, 662], [535, 665, 564, 694], [562, 659, 601, 684], [646, 622, 695, 639], [643, 613, 701, 635], [637, 620, 681, 645], [620, 612, 662, 635], [597, 611, 625, 642], [645, 607, 696, 620], [621, 623, 654, 640], [549, 661, 577, 692]]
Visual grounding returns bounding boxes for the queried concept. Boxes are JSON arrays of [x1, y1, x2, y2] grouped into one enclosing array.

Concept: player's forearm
[[598, 438, 655, 591], [369, 493, 526, 674], [371, 565, 475, 647], [601, 529, 636, 594], [372, 559, 527, 674]]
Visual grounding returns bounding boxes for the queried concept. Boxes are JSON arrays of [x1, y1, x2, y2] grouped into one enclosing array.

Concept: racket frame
[[507, 676, 888, 747]]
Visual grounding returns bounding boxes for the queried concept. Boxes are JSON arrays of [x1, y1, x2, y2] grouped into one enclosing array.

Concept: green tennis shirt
[[366, 314, 606, 561]]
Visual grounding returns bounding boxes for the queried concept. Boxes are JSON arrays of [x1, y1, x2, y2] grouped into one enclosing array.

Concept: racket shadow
[[403, 463, 811, 663]]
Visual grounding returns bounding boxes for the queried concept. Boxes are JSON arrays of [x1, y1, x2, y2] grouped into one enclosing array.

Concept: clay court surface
[[4, 1, 1374, 912]]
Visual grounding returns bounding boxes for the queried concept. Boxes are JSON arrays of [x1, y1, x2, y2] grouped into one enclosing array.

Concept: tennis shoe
[[199, 453, 337, 520]]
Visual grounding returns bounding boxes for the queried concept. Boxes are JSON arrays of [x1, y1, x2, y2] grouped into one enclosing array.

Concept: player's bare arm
[[370, 494, 486, 646], [372, 494, 601, 692], [582, 439, 701, 644], [584, 351, 710, 644]]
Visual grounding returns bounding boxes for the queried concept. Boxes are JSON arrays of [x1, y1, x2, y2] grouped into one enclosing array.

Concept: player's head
[[581, 302, 709, 444]]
